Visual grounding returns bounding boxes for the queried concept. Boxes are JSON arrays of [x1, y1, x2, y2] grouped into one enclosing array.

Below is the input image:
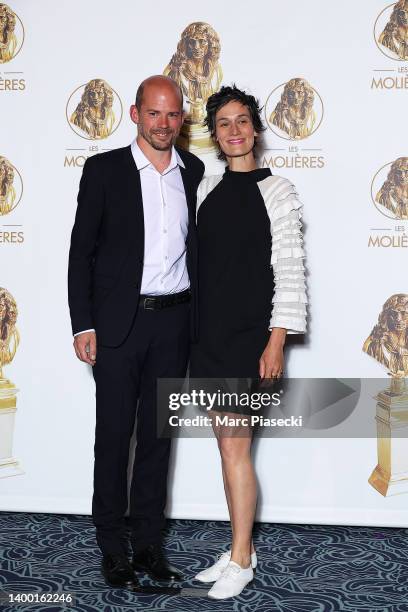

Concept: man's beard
[[139, 126, 176, 151]]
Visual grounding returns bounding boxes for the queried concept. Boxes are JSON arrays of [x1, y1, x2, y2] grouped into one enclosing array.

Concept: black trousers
[[91, 302, 190, 556]]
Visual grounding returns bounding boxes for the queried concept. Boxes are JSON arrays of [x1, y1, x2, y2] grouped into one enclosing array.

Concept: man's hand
[[73, 331, 97, 366]]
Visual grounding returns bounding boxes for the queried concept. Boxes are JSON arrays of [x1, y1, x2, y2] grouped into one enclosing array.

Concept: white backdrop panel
[[0, 0, 406, 526]]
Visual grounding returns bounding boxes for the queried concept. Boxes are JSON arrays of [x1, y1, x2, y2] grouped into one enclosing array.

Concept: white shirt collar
[[131, 139, 185, 173]]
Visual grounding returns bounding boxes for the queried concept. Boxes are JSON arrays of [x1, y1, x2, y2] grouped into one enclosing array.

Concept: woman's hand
[[259, 328, 287, 379]]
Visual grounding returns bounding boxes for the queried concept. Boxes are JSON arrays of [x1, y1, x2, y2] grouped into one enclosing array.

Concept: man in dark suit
[[68, 75, 204, 589]]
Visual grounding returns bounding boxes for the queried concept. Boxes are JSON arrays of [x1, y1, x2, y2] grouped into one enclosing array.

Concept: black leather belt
[[138, 289, 190, 310]]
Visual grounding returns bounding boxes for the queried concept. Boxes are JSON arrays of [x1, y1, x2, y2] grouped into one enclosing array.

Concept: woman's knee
[[219, 436, 250, 463]]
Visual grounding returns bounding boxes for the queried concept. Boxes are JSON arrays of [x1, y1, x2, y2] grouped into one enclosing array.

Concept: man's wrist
[[73, 328, 95, 338]]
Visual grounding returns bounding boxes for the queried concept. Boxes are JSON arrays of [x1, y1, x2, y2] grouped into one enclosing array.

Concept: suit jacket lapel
[[179, 164, 196, 223], [121, 145, 145, 265], [122, 144, 143, 207]]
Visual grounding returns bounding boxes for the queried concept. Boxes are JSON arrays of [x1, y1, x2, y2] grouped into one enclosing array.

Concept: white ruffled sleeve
[[258, 176, 307, 334]]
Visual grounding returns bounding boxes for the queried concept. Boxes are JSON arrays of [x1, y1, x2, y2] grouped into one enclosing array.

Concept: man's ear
[[130, 104, 139, 125]]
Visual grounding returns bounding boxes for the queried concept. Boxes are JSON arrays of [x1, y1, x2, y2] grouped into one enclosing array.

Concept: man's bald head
[[135, 75, 183, 111]]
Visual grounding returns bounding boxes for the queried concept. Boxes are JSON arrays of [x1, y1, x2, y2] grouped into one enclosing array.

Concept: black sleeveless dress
[[190, 167, 274, 379]]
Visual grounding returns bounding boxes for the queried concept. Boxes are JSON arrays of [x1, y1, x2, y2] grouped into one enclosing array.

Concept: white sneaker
[[207, 561, 254, 599], [194, 550, 257, 583]]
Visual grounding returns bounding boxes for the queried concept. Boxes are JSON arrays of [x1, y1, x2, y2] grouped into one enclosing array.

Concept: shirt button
[[163, 229, 167, 233], [165, 256, 168, 260]]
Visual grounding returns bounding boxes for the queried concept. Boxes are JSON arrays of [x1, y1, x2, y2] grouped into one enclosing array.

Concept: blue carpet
[[0, 513, 407, 611]]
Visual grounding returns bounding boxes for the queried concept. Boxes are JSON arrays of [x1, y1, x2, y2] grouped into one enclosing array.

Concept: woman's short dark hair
[[204, 84, 266, 161]]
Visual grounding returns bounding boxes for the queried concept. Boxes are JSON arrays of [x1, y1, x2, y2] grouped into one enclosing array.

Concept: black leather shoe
[[132, 544, 182, 581], [102, 554, 139, 589]]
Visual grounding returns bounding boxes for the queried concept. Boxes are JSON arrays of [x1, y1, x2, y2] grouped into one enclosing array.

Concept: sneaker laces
[[215, 551, 230, 565], [221, 563, 241, 580]]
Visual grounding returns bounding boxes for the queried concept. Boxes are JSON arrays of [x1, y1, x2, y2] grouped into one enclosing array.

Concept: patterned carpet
[[0, 513, 407, 612]]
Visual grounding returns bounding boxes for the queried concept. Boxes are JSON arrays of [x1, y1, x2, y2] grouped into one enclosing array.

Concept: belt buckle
[[144, 297, 156, 310]]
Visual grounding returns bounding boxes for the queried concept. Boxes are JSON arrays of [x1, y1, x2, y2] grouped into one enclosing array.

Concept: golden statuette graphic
[[363, 294, 408, 376], [70, 79, 116, 140], [0, 3, 16, 63], [363, 294, 408, 496], [0, 288, 19, 375], [0, 156, 16, 215], [375, 157, 408, 220], [269, 78, 316, 140], [164, 21, 223, 152], [378, 0, 408, 60], [0, 287, 22, 478]]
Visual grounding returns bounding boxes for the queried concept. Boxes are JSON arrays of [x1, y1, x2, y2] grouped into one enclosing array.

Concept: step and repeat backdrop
[[1, 0, 407, 527]]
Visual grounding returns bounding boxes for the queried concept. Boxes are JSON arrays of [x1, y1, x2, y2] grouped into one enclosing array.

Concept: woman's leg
[[220, 456, 256, 555], [212, 414, 256, 568]]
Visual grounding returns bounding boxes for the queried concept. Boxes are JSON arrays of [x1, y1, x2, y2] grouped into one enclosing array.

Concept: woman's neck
[[227, 153, 257, 172]]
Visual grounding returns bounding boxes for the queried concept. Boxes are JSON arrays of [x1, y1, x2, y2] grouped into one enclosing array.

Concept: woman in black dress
[[191, 86, 307, 599]]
